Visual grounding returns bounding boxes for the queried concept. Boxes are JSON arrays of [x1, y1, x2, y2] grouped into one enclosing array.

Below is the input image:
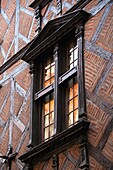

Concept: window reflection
[[44, 94, 54, 141], [68, 41, 78, 70], [68, 83, 78, 127], [44, 59, 55, 88]]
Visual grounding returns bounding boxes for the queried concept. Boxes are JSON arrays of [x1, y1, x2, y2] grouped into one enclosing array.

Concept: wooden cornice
[[23, 10, 90, 63], [19, 119, 90, 165]]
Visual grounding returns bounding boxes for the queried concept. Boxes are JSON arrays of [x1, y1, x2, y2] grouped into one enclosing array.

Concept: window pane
[[43, 95, 54, 141], [74, 96, 78, 109], [44, 103, 49, 115], [68, 81, 78, 127], [44, 60, 55, 88], [68, 112, 73, 126], [70, 53, 73, 64], [69, 99, 73, 112], [74, 83, 78, 96], [45, 115, 49, 126], [51, 64, 55, 77], [44, 80, 51, 88], [74, 109, 78, 123], [69, 87, 73, 99], [45, 127, 49, 140], [74, 47, 78, 60], [50, 125, 54, 137], [45, 67, 50, 80], [50, 100, 54, 112], [50, 112, 54, 124]]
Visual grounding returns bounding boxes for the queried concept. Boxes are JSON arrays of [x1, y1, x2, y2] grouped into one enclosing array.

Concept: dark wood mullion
[[76, 26, 87, 119], [53, 44, 59, 135], [27, 62, 34, 148]]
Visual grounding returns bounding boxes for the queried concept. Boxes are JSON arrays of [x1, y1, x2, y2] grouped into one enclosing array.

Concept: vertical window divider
[[76, 26, 87, 120], [27, 61, 34, 148], [53, 44, 59, 135]]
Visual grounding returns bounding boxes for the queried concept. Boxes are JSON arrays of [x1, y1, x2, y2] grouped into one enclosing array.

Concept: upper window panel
[[68, 40, 78, 71], [43, 93, 54, 141], [44, 57, 55, 88]]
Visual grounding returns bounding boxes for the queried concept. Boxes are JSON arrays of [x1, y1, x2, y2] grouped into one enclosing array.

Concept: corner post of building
[[28, 61, 35, 149], [76, 24, 87, 120], [75, 24, 89, 169], [53, 44, 59, 135]]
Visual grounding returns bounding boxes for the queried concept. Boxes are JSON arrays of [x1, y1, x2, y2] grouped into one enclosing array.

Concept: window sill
[[19, 119, 89, 165]]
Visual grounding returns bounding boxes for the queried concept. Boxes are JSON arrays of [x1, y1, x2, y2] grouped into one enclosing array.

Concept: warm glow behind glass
[[68, 83, 78, 127], [68, 42, 78, 70], [44, 98, 54, 141], [44, 61, 55, 88]]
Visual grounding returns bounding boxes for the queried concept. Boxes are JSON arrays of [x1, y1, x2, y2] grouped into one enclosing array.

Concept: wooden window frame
[[19, 10, 90, 169]]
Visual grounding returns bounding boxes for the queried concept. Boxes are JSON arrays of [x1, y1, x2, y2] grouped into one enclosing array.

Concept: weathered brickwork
[[98, 66, 113, 105], [89, 156, 105, 170], [87, 100, 112, 147], [33, 144, 80, 170], [0, 0, 113, 169], [96, 4, 113, 53], [84, 50, 107, 92], [85, 7, 105, 42], [102, 131, 113, 162]]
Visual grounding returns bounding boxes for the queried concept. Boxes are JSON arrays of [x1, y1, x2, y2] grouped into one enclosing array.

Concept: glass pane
[[45, 68, 50, 80], [68, 112, 73, 126], [44, 80, 51, 87], [74, 47, 78, 60], [69, 99, 73, 112], [50, 100, 54, 112], [50, 112, 54, 124], [70, 53, 73, 64], [45, 115, 49, 126], [45, 127, 49, 140], [70, 64, 73, 70], [44, 103, 49, 115], [74, 109, 78, 123], [74, 96, 78, 109], [74, 83, 78, 96], [51, 65, 55, 77], [51, 77, 54, 84], [74, 60, 77, 67], [69, 87, 73, 99], [50, 125, 54, 137]]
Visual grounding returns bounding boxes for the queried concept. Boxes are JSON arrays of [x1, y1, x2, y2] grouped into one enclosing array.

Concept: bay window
[[19, 10, 90, 169]]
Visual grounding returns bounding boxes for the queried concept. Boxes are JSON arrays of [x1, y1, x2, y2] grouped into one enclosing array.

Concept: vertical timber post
[[76, 25, 89, 169], [53, 44, 59, 135], [28, 62, 34, 149]]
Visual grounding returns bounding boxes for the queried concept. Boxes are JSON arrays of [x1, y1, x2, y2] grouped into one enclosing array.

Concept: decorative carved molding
[[52, 154, 59, 170], [79, 135, 89, 169], [19, 119, 90, 165]]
